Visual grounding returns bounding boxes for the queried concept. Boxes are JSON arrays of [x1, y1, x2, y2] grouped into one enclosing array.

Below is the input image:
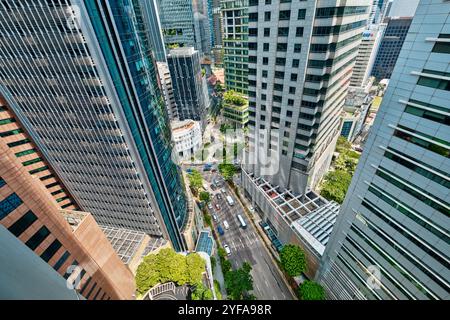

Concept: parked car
[[249, 206, 255, 212], [217, 225, 224, 236], [215, 203, 220, 210], [212, 214, 218, 221], [207, 203, 213, 210], [216, 193, 222, 200], [223, 244, 231, 256], [223, 220, 229, 230]]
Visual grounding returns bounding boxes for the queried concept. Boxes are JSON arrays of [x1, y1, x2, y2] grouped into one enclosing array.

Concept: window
[[285, 121, 291, 128], [262, 70, 268, 77], [0, 177, 5, 188], [263, 57, 269, 65], [15, 149, 37, 158], [25, 226, 51, 250], [262, 82, 267, 89], [292, 59, 299, 68], [291, 73, 298, 81], [261, 94, 267, 101], [274, 83, 283, 91], [294, 44, 302, 53], [282, 150, 288, 156], [29, 166, 49, 175], [276, 57, 286, 66], [289, 87, 296, 94], [298, 9, 306, 20], [7, 138, 30, 148], [296, 27, 304, 37], [275, 71, 285, 79], [264, 12, 271, 21], [249, 13, 258, 22], [249, 0, 258, 6], [265, 0, 271, 4], [278, 27, 289, 37], [287, 110, 293, 117], [53, 251, 70, 271], [277, 43, 287, 51], [264, 28, 270, 37], [8, 211, 38, 237], [41, 239, 62, 262], [0, 118, 16, 126], [405, 104, 449, 125], [279, 10, 291, 20], [417, 70, 450, 91], [393, 128, 449, 158], [249, 28, 258, 37], [432, 34, 450, 54], [0, 128, 23, 137], [22, 158, 42, 167], [288, 99, 294, 106], [0, 192, 23, 220]]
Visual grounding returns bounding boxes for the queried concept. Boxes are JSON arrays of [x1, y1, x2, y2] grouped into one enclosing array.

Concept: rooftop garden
[[223, 90, 247, 107]]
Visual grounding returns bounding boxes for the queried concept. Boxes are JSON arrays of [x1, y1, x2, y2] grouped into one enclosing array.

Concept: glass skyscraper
[[0, 0, 188, 251], [317, 0, 450, 300]]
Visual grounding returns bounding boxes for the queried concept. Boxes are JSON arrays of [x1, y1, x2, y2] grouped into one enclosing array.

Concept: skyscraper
[[158, 0, 199, 51], [222, 0, 248, 94], [140, 0, 167, 62], [0, 0, 187, 251], [244, 0, 370, 194], [211, 0, 224, 65], [371, 16, 413, 80], [318, 0, 450, 300], [157, 62, 179, 121], [193, 0, 213, 56], [0, 101, 135, 299], [167, 47, 210, 129]]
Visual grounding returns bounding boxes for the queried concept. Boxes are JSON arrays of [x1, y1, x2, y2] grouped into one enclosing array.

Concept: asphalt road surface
[[200, 169, 293, 300]]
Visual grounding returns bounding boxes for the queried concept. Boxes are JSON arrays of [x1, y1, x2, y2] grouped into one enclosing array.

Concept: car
[[223, 244, 231, 256], [217, 226, 224, 236], [207, 203, 213, 210], [216, 193, 222, 200], [223, 220, 229, 230], [215, 203, 220, 210], [211, 168, 217, 172], [249, 206, 255, 212], [221, 188, 226, 194], [212, 214, 218, 221]]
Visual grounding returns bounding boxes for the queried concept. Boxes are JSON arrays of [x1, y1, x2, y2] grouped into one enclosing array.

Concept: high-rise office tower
[[157, 62, 179, 121], [371, 16, 413, 80], [350, 27, 384, 89], [0, 1, 188, 251], [193, 0, 213, 56], [0, 99, 135, 299], [221, 0, 248, 94], [158, 0, 200, 52], [317, 0, 450, 300], [167, 47, 210, 129], [244, 0, 370, 194], [211, 0, 224, 65], [140, 0, 167, 62]]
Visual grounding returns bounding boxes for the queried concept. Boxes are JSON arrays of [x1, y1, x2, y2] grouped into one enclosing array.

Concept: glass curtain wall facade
[[318, 0, 450, 300], [221, 0, 248, 94], [0, 0, 187, 251]]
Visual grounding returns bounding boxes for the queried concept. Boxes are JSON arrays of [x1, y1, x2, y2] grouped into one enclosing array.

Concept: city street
[[197, 167, 294, 300]]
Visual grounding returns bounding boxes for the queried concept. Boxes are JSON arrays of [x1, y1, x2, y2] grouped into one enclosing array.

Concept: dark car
[[217, 226, 224, 236], [216, 193, 222, 200]]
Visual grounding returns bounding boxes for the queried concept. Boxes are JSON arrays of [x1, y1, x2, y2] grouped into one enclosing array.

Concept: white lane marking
[[231, 239, 236, 249], [265, 280, 269, 287]]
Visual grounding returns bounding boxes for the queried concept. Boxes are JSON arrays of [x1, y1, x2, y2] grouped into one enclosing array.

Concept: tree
[[156, 248, 188, 285], [199, 191, 211, 204], [222, 259, 232, 275], [336, 136, 352, 153], [210, 256, 217, 272], [191, 284, 213, 300], [135, 255, 160, 294], [298, 281, 325, 300], [320, 170, 353, 204], [224, 262, 254, 300], [218, 163, 237, 181], [186, 253, 206, 285], [279, 244, 307, 277], [214, 280, 222, 300], [188, 170, 203, 194]]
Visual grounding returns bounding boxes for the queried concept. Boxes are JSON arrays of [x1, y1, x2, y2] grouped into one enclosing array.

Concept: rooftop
[[168, 46, 196, 57], [61, 210, 88, 231], [245, 171, 340, 256]]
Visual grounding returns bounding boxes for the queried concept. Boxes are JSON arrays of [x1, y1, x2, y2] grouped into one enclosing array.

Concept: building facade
[[158, 0, 199, 51], [193, 0, 213, 56], [244, 0, 370, 194], [212, 0, 224, 66], [0, 130, 135, 300], [371, 16, 412, 80], [350, 27, 384, 88], [221, 0, 248, 94], [157, 62, 179, 121], [167, 47, 209, 129], [140, 0, 167, 62], [318, 0, 450, 300], [171, 120, 202, 161], [0, 0, 187, 251]]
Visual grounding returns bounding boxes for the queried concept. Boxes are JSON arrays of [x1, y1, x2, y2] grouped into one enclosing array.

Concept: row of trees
[[320, 137, 361, 204], [279, 244, 325, 300], [218, 247, 255, 300], [135, 248, 206, 295]]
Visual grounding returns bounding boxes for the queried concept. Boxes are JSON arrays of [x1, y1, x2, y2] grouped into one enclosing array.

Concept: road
[[197, 167, 293, 300]]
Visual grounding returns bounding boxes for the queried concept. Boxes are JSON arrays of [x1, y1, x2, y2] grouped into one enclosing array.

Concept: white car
[[223, 220, 229, 230], [223, 244, 231, 256], [249, 206, 255, 212], [207, 203, 213, 210], [212, 214, 218, 221]]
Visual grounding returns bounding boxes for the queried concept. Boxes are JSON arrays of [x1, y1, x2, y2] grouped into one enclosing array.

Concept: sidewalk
[[212, 251, 227, 299]]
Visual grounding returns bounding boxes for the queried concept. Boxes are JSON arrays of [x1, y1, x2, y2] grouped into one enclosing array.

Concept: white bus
[[226, 195, 234, 206], [237, 214, 247, 229]]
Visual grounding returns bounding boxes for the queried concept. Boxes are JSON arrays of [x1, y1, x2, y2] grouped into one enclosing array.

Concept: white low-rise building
[[171, 120, 202, 161]]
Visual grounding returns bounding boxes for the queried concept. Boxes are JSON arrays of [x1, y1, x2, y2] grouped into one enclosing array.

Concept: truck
[[226, 195, 234, 206]]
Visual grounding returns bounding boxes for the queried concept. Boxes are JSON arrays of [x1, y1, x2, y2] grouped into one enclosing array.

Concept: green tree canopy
[[218, 163, 237, 181], [320, 170, 353, 204], [223, 90, 247, 106], [279, 244, 307, 277], [336, 136, 352, 152], [298, 281, 325, 300], [199, 191, 211, 203], [188, 169, 203, 193], [224, 262, 254, 300], [191, 284, 213, 300], [135, 248, 206, 295]]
